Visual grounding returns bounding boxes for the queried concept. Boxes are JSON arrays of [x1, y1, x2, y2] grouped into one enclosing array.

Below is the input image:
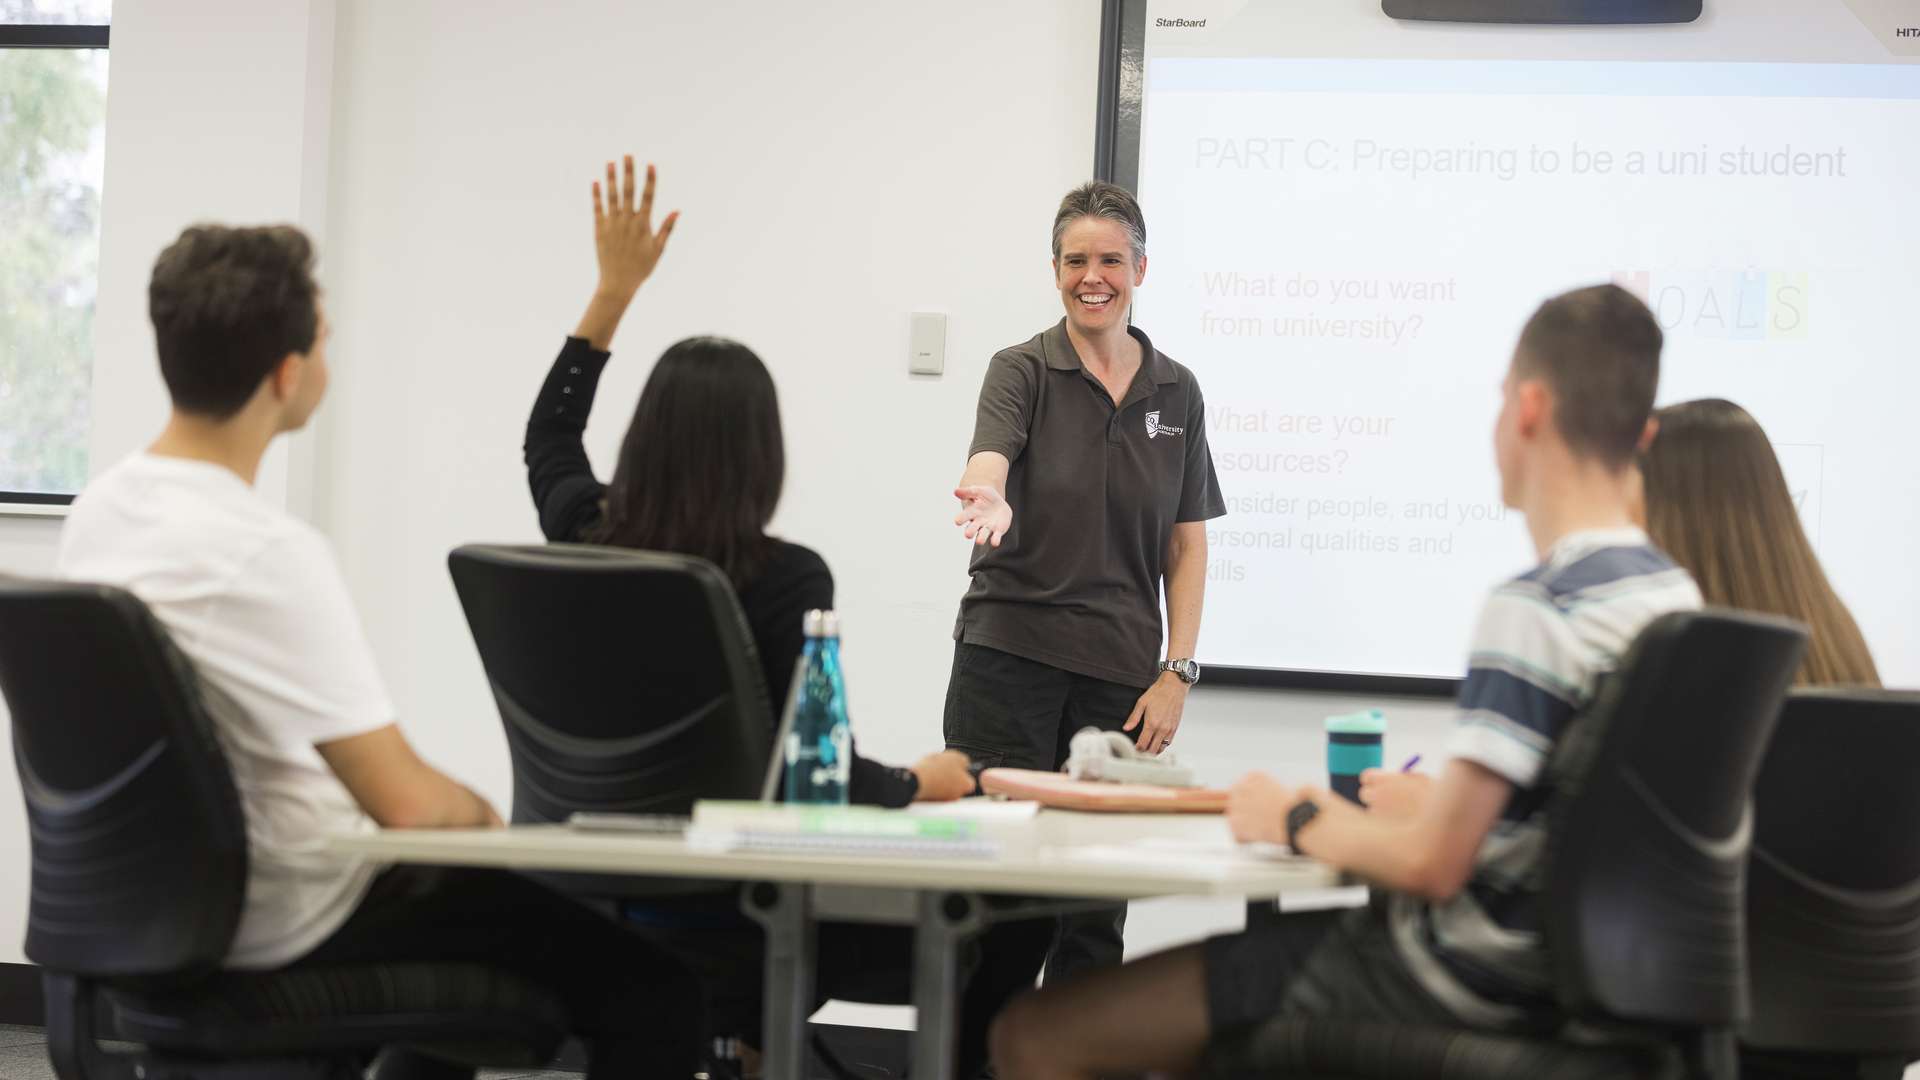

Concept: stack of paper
[[687, 801, 1001, 859]]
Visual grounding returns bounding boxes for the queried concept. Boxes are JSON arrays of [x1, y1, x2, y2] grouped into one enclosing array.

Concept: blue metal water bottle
[[784, 609, 851, 805]]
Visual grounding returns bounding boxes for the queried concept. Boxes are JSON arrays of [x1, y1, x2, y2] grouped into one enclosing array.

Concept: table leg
[[911, 890, 985, 1080], [744, 881, 815, 1080]]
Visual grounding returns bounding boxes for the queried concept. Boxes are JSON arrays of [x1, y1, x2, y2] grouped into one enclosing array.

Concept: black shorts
[[1204, 906, 1456, 1036], [942, 640, 1138, 982], [942, 641, 1142, 771]]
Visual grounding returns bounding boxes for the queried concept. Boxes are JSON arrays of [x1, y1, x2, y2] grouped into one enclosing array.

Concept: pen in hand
[[1399, 754, 1422, 773]]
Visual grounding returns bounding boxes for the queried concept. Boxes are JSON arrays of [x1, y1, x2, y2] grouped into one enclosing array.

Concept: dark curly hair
[[148, 224, 320, 417]]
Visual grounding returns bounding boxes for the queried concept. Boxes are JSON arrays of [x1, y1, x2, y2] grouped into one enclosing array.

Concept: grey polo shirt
[[954, 319, 1226, 688]]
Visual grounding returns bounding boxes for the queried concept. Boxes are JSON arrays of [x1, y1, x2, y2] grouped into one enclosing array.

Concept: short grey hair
[[1050, 181, 1147, 263]]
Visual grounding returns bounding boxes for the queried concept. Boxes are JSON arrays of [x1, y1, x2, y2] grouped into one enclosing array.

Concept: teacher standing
[[945, 181, 1226, 981]]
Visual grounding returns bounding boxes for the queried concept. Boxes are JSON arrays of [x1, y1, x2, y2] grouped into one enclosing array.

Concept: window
[[1, 0, 109, 506]]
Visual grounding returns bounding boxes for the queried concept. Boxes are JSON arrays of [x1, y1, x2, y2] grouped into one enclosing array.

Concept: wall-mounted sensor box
[[909, 312, 947, 375]]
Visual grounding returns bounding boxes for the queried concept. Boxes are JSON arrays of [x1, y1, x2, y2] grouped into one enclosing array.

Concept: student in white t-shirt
[[59, 224, 700, 1078]]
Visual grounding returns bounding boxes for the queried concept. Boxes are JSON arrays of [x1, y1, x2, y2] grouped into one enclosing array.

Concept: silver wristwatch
[[1159, 658, 1200, 685]]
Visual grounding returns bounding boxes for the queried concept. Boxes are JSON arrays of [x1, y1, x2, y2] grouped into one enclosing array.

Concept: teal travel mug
[[1326, 709, 1386, 804]]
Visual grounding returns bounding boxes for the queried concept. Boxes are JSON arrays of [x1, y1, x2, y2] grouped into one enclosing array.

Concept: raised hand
[[574, 155, 679, 349], [953, 485, 1013, 547], [591, 155, 678, 298]]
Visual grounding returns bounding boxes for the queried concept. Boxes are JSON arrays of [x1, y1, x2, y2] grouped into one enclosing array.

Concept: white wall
[[2, 0, 1465, 971], [317, 0, 1112, 806], [0, 518, 62, 967], [315, 0, 1465, 957], [0, 0, 338, 967], [86, 0, 337, 514]]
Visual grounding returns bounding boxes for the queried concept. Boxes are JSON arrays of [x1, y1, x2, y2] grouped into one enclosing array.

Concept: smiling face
[[1053, 215, 1146, 338]]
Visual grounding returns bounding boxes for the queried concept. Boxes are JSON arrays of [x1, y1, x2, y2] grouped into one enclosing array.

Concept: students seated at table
[[56, 224, 703, 1079], [1636, 397, 1881, 687], [520, 155, 1041, 1073], [989, 284, 1703, 1079]]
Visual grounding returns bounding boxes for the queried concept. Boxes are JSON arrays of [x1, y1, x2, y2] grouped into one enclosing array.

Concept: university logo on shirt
[[1145, 411, 1184, 440]]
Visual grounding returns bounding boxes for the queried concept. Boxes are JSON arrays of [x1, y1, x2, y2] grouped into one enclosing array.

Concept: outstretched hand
[[591, 155, 678, 299], [953, 485, 1013, 547]]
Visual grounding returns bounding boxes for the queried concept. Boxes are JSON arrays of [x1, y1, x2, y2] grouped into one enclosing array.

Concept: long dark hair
[[1640, 398, 1879, 687], [593, 336, 784, 585]]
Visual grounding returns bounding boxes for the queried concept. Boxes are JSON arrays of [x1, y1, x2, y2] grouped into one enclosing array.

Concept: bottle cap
[[1325, 709, 1387, 736], [804, 609, 840, 637]]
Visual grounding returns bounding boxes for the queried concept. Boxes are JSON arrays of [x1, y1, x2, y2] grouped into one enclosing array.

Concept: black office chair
[[1741, 687, 1920, 1080], [0, 579, 567, 1080], [1205, 609, 1809, 1080], [448, 543, 772, 898]]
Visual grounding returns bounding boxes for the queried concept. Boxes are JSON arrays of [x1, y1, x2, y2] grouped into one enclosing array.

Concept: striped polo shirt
[[1390, 526, 1702, 1029]]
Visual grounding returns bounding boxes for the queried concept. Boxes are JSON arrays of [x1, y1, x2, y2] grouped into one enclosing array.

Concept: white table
[[332, 809, 1340, 1080]]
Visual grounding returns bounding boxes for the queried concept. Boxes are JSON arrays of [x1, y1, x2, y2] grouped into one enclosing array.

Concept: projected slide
[[1133, 1, 1919, 683]]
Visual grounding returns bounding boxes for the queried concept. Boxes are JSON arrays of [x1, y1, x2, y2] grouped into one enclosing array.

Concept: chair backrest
[[1744, 687, 1920, 1055], [447, 543, 773, 828], [0, 579, 247, 980], [1545, 609, 1807, 1029]]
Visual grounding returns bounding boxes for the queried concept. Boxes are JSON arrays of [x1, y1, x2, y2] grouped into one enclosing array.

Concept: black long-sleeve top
[[524, 336, 918, 807]]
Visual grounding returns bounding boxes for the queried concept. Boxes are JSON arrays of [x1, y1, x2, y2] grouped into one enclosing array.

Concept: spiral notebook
[[692, 830, 1001, 859], [687, 801, 1002, 859]]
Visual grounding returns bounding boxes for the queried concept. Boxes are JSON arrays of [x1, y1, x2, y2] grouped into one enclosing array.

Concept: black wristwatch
[[1285, 798, 1321, 852], [1159, 658, 1200, 685]]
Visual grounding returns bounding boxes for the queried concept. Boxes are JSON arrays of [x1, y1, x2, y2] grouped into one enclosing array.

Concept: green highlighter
[[1325, 709, 1387, 804]]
